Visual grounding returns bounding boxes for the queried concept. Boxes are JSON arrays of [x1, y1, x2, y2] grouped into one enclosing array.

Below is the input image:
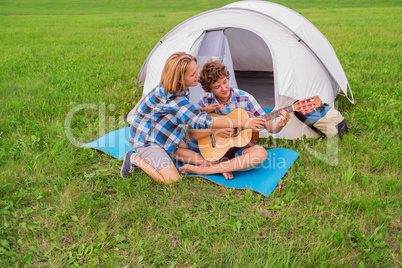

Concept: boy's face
[[210, 76, 230, 102]]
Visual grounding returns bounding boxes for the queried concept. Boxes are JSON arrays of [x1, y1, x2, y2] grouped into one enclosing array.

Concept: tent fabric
[[134, 0, 353, 139], [223, 0, 349, 95]]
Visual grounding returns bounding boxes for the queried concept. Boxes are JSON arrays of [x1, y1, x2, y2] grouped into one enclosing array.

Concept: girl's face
[[182, 60, 199, 88]]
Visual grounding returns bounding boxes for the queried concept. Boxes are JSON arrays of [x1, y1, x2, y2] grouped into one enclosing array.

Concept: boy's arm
[[264, 110, 290, 133]]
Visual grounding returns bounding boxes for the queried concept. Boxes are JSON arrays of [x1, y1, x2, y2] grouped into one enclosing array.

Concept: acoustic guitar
[[198, 96, 322, 162]]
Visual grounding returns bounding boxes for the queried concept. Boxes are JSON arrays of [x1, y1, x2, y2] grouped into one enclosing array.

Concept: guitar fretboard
[[260, 105, 294, 121]]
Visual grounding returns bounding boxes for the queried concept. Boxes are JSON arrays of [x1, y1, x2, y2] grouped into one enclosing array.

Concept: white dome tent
[[132, 0, 354, 139]]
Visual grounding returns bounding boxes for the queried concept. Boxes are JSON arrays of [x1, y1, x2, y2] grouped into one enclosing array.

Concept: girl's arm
[[187, 117, 266, 140], [186, 127, 215, 140], [212, 117, 266, 130]]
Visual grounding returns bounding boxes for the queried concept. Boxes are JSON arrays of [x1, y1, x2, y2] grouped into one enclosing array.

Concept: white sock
[[130, 152, 137, 166]]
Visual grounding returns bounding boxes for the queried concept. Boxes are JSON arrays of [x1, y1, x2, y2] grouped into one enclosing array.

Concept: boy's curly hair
[[199, 60, 230, 92]]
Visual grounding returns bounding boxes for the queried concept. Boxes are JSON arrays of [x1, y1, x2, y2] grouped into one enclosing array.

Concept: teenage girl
[[121, 52, 266, 184]]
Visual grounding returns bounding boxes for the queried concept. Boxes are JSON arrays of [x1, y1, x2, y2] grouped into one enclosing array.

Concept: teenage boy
[[177, 60, 290, 179]]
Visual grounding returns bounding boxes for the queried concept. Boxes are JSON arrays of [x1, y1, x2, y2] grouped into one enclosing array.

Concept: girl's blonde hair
[[161, 52, 197, 94]]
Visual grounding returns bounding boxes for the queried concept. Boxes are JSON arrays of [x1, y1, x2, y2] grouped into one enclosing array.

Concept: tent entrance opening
[[226, 28, 275, 108]]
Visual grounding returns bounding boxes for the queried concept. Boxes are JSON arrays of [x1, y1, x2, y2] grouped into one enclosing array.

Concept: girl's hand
[[215, 128, 234, 139], [200, 103, 223, 113], [244, 117, 266, 132]]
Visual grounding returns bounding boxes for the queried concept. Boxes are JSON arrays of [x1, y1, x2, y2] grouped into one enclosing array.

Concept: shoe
[[121, 151, 137, 178]]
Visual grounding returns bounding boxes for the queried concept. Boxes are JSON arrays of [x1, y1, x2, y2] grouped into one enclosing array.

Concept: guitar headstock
[[293, 96, 322, 115]]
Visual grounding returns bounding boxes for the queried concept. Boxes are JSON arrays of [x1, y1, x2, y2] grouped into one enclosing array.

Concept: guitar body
[[198, 108, 259, 162], [197, 96, 322, 162]]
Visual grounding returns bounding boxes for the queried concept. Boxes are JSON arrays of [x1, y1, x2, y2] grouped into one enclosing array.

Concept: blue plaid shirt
[[197, 88, 265, 117], [129, 85, 213, 155]]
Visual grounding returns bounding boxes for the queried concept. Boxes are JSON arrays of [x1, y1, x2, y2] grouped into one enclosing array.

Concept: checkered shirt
[[129, 85, 213, 155], [197, 88, 265, 117]]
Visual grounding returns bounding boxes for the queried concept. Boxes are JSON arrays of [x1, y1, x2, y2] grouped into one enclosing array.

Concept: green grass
[[0, 0, 401, 267]]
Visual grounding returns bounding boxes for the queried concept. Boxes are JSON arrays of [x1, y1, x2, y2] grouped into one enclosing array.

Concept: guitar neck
[[260, 105, 294, 121]]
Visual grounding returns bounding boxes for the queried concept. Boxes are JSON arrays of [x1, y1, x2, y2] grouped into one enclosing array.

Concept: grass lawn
[[0, 0, 401, 267]]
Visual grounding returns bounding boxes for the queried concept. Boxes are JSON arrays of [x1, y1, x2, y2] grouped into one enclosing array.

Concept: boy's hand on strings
[[276, 109, 291, 127]]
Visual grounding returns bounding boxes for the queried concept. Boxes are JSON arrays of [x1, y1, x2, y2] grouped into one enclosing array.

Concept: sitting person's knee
[[257, 146, 268, 159], [159, 163, 181, 184], [163, 174, 181, 184], [247, 146, 268, 163]]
